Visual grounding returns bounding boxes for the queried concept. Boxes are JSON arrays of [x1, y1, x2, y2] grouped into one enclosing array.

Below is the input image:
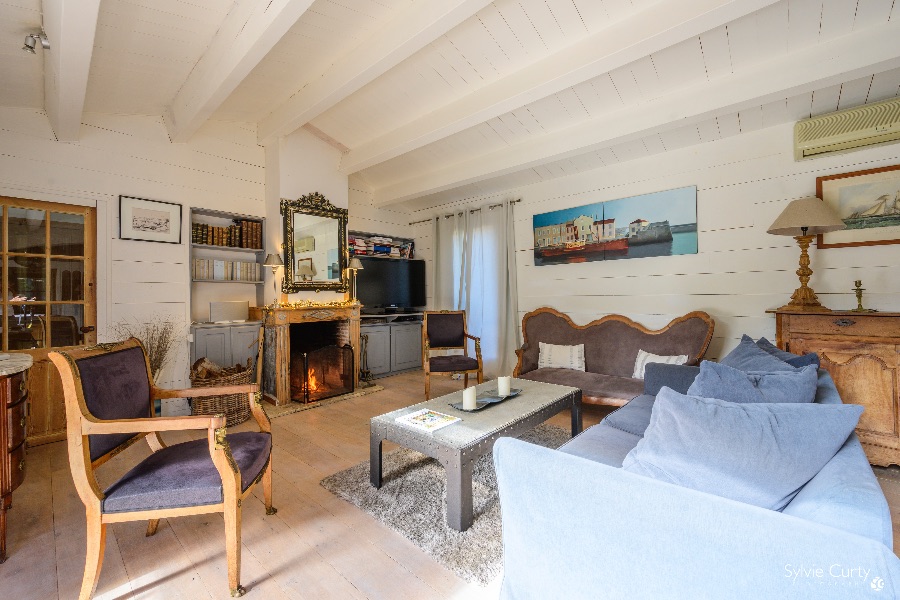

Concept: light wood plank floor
[[3, 370, 900, 599]]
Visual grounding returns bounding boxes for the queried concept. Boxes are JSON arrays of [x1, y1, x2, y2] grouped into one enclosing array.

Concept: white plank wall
[[348, 175, 411, 238], [0, 109, 265, 395], [409, 122, 900, 360]]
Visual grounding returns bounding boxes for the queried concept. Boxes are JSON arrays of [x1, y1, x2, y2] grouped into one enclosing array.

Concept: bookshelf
[[190, 208, 265, 323], [349, 230, 415, 259]]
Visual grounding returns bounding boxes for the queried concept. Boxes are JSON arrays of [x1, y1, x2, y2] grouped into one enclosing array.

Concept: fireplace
[[289, 321, 355, 403]]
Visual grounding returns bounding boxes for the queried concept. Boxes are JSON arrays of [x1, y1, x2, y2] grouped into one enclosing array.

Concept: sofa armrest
[[494, 437, 900, 600]]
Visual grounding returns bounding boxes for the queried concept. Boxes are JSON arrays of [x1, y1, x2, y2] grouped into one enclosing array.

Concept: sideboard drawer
[[787, 315, 899, 339], [5, 441, 25, 490], [7, 398, 27, 450]]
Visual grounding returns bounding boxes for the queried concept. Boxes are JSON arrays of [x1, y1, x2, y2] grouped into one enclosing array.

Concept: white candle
[[463, 386, 477, 410], [498, 376, 511, 397]]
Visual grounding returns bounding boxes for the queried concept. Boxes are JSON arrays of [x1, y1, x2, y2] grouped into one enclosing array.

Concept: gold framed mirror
[[281, 192, 348, 293]]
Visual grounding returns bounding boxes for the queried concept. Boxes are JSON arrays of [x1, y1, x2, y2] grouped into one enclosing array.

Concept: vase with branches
[[113, 316, 182, 383]]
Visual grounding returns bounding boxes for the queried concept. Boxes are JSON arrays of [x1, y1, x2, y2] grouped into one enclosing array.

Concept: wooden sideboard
[[772, 310, 900, 466], [1, 357, 32, 563]]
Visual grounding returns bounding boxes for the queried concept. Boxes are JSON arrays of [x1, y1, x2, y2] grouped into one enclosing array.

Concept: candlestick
[[462, 386, 477, 410], [498, 376, 511, 397]]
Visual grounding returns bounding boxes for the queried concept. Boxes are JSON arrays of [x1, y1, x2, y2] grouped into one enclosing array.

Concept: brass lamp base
[[776, 234, 831, 313]]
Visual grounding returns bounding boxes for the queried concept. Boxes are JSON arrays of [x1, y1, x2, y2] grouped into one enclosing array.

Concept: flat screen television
[[356, 257, 426, 313]]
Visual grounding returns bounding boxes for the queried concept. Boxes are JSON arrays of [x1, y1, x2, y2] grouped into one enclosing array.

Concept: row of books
[[349, 236, 412, 258], [192, 220, 262, 249], [192, 259, 262, 282]]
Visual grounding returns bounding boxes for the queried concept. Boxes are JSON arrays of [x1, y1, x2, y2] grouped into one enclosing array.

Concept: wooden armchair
[[48, 338, 275, 599], [422, 310, 483, 399]]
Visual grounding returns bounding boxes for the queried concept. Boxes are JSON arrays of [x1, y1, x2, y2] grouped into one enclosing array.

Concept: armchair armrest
[[152, 383, 258, 400], [82, 414, 225, 435], [464, 333, 480, 341]]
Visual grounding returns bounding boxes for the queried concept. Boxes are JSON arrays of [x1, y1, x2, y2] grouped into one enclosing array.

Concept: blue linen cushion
[[621, 387, 863, 511], [719, 335, 799, 372], [755, 337, 820, 368], [687, 361, 818, 404], [642, 363, 700, 396]]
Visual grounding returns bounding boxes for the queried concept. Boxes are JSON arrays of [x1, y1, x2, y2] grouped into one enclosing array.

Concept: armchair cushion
[[76, 345, 152, 462], [102, 431, 271, 514], [426, 313, 466, 347], [429, 355, 479, 373]]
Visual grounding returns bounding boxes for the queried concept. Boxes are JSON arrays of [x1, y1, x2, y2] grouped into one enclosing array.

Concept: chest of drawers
[[1, 369, 29, 563], [773, 310, 900, 466]]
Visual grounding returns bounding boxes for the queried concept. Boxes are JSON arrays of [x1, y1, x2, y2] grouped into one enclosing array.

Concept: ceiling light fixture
[[22, 32, 50, 54]]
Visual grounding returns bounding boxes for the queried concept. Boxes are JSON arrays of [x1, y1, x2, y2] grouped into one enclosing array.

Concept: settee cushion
[[631, 349, 688, 379], [720, 335, 799, 372], [622, 387, 863, 511], [687, 361, 819, 404], [538, 342, 585, 371], [756, 337, 820, 368], [518, 368, 643, 401]]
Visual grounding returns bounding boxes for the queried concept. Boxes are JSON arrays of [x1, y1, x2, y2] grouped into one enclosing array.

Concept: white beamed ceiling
[[1, 0, 899, 205]]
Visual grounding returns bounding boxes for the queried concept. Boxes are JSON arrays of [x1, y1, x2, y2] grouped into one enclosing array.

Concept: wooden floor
[[3, 370, 900, 599], [0, 372, 612, 600]]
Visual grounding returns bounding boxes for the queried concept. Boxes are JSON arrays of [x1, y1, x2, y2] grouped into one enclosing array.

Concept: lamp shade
[[767, 197, 846, 236], [263, 253, 284, 267], [349, 257, 363, 270], [296, 264, 314, 276]]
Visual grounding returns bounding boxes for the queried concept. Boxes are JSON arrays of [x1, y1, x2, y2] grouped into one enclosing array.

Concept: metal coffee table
[[370, 378, 582, 531]]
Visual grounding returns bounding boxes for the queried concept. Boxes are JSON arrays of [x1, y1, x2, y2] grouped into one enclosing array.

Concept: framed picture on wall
[[119, 195, 182, 244], [817, 165, 900, 249]]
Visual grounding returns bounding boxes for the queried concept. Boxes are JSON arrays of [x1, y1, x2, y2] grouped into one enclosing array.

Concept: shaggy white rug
[[320, 424, 571, 586]]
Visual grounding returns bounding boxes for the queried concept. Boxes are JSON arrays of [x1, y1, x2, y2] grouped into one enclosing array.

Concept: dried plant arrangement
[[113, 317, 182, 382]]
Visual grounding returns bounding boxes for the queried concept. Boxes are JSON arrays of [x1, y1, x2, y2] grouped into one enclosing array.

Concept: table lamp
[[348, 257, 364, 302], [296, 263, 314, 281], [263, 253, 284, 305], [767, 196, 846, 312]]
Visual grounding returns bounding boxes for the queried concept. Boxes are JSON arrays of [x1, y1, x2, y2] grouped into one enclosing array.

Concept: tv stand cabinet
[[361, 314, 422, 378]]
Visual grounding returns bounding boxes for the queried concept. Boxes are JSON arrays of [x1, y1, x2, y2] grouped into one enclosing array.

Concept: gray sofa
[[513, 307, 715, 406], [494, 362, 900, 599]]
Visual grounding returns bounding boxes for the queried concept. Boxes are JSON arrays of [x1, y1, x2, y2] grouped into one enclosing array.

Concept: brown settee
[[513, 307, 715, 407]]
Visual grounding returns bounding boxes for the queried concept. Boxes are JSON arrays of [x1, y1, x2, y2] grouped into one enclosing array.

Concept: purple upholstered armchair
[[422, 310, 483, 398], [49, 338, 275, 599]]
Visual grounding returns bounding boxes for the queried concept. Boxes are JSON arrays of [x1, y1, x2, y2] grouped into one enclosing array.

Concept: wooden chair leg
[[424, 373, 431, 399], [225, 501, 244, 597], [463, 373, 469, 387], [264, 459, 276, 516], [477, 369, 483, 384], [80, 513, 106, 600], [145, 519, 160, 537]]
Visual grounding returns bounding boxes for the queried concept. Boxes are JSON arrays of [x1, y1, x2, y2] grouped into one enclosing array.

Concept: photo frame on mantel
[[119, 195, 182, 244], [817, 164, 900, 249], [281, 192, 349, 294]]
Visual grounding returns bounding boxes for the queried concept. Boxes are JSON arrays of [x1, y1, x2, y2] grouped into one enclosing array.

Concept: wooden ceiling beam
[[372, 21, 900, 206], [42, 0, 102, 142], [340, 0, 781, 174], [256, 0, 494, 146], [165, 0, 316, 143]]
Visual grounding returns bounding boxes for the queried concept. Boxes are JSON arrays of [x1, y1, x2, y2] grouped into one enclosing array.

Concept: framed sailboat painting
[[817, 164, 900, 249]]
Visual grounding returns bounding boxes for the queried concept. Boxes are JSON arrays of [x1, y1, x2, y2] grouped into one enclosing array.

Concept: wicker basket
[[190, 367, 252, 427]]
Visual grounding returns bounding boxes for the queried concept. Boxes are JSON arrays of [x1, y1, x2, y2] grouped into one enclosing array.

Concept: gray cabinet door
[[230, 324, 261, 370], [193, 327, 231, 367], [362, 325, 391, 375], [391, 323, 422, 372]]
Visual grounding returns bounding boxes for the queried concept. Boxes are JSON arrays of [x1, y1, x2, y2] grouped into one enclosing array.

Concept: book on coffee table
[[395, 409, 460, 432]]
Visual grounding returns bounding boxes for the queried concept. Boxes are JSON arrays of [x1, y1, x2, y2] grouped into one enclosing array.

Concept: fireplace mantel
[[249, 303, 361, 405]]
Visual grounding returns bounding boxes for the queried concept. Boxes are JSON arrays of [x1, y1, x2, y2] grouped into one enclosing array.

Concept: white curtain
[[431, 201, 520, 377]]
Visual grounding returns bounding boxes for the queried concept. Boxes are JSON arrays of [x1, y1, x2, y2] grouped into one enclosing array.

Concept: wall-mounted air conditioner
[[794, 97, 900, 160]]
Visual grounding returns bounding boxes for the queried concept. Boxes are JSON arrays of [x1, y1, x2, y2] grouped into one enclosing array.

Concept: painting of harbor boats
[[532, 186, 698, 266], [817, 165, 900, 249]]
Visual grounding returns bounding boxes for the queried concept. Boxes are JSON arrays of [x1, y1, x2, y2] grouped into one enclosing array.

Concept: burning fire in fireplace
[[306, 368, 319, 393], [289, 345, 354, 403]]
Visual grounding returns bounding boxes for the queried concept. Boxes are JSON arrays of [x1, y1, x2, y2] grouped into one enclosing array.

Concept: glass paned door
[[1, 197, 96, 445]]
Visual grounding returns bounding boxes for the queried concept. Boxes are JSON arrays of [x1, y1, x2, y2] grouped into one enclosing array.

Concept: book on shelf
[[191, 219, 262, 249], [192, 259, 260, 282], [395, 409, 460, 432]]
